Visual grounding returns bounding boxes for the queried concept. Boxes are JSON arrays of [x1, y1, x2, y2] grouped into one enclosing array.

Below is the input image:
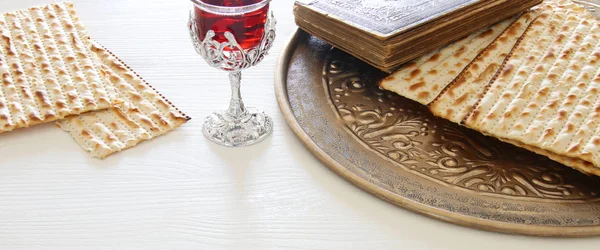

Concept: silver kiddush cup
[[188, 0, 275, 147]]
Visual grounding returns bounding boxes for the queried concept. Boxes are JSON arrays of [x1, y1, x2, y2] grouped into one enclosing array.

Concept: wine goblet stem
[[189, 3, 275, 147], [227, 71, 248, 119], [202, 69, 273, 147]]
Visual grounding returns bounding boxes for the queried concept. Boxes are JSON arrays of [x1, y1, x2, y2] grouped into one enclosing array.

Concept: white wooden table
[[1, 0, 599, 249]]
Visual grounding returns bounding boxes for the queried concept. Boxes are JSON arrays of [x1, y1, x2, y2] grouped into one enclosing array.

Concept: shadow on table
[[0, 122, 195, 168], [204, 133, 273, 248], [0, 124, 76, 162], [206, 134, 272, 169], [279, 123, 552, 244], [205, 134, 272, 194]]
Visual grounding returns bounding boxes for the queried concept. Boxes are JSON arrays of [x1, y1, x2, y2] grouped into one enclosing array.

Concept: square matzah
[[58, 41, 191, 158], [0, 2, 120, 133], [380, 0, 600, 176], [51, 3, 191, 158]]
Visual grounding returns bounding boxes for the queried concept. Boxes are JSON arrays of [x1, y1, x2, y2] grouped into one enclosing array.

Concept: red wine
[[201, 0, 262, 6], [194, 0, 269, 49]]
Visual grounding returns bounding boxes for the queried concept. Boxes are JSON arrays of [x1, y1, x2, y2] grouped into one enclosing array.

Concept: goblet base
[[203, 107, 273, 147]]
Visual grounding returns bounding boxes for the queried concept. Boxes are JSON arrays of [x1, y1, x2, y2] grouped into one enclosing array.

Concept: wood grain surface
[[0, 0, 599, 249]]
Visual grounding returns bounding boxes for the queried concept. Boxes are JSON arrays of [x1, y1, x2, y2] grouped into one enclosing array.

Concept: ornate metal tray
[[275, 10, 600, 235]]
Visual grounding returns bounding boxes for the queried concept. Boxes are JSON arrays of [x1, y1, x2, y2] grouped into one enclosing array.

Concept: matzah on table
[[0, 2, 190, 158], [0, 2, 120, 133], [57, 41, 191, 158]]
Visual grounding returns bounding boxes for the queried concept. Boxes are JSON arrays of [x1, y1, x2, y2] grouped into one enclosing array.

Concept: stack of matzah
[[0, 2, 190, 158], [381, 0, 600, 176]]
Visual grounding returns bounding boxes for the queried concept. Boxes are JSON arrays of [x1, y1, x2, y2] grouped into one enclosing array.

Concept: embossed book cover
[[296, 0, 480, 39], [294, 0, 543, 72]]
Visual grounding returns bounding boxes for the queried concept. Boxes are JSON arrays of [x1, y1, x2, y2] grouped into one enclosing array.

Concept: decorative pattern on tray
[[324, 48, 600, 200]]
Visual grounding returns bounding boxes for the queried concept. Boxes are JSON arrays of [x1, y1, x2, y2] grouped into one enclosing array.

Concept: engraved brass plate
[[324, 49, 600, 201], [276, 3, 600, 234]]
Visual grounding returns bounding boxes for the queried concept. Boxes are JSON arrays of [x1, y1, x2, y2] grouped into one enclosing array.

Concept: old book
[[295, 0, 543, 72]]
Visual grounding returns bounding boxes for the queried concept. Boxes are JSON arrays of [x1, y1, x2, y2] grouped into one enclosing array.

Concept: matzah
[[57, 41, 191, 158], [431, 0, 600, 175], [381, 0, 600, 176], [0, 2, 119, 133], [464, 1, 600, 174], [430, 10, 541, 123], [379, 15, 519, 105], [499, 137, 600, 176]]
